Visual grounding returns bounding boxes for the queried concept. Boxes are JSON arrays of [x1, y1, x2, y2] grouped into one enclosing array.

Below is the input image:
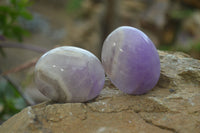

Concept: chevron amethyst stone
[[101, 26, 160, 95], [35, 46, 105, 103]]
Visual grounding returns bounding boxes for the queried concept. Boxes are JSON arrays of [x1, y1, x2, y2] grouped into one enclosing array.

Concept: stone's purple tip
[[35, 46, 105, 103], [101, 26, 160, 95]]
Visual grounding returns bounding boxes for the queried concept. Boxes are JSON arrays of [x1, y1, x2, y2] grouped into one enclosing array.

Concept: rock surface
[[0, 50, 200, 133]]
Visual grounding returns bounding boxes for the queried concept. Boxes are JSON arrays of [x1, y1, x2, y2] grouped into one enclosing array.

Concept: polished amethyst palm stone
[[35, 46, 105, 102], [101, 26, 160, 94]]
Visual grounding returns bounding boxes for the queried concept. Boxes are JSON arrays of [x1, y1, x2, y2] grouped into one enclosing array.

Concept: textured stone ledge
[[0, 50, 200, 133]]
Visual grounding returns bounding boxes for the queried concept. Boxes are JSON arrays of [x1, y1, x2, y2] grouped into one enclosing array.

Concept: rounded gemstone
[[101, 26, 160, 94], [35, 46, 105, 102]]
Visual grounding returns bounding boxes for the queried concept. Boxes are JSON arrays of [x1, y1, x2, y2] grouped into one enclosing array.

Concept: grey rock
[[142, 0, 170, 29], [18, 13, 50, 34]]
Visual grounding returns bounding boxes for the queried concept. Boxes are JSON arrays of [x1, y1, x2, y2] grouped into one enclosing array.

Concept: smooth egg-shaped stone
[[35, 46, 105, 103], [101, 26, 160, 94]]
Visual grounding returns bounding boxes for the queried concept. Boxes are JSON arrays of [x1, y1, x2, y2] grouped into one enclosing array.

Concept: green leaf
[[66, 0, 82, 13], [191, 42, 200, 52], [0, 14, 7, 26], [11, 25, 25, 41], [14, 98, 26, 109], [0, 0, 32, 41], [16, 0, 31, 8], [0, 79, 26, 121], [19, 10, 32, 20], [0, 79, 7, 93], [0, 6, 10, 12], [169, 9, 193, 20], [10, 0, 17, 6]]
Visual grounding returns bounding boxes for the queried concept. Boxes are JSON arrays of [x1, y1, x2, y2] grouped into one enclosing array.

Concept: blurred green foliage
[[0, 0, 32, 123], [175, 41, 200, 53], [158, 45, 172, 51], [0, 78, 26, 122], [66, 0, 83, 13], [159, 41, 200, 56], [192, 42, 200, 52], [169, 9, 193, 20], [0, 0, 32, 41]]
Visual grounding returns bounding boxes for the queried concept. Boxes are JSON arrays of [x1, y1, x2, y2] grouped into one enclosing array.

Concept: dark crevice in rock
[[79, 104, 88, 121], [27, 107, 45, 131], [141, 118, 177, 133]]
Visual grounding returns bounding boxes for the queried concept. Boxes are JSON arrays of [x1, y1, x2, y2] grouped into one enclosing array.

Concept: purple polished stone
[[35, 46, 105, 102], [101, 26, 160, 94]]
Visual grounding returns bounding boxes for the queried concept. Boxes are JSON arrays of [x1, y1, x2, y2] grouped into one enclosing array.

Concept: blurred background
[[0, 0, 200, 123]]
